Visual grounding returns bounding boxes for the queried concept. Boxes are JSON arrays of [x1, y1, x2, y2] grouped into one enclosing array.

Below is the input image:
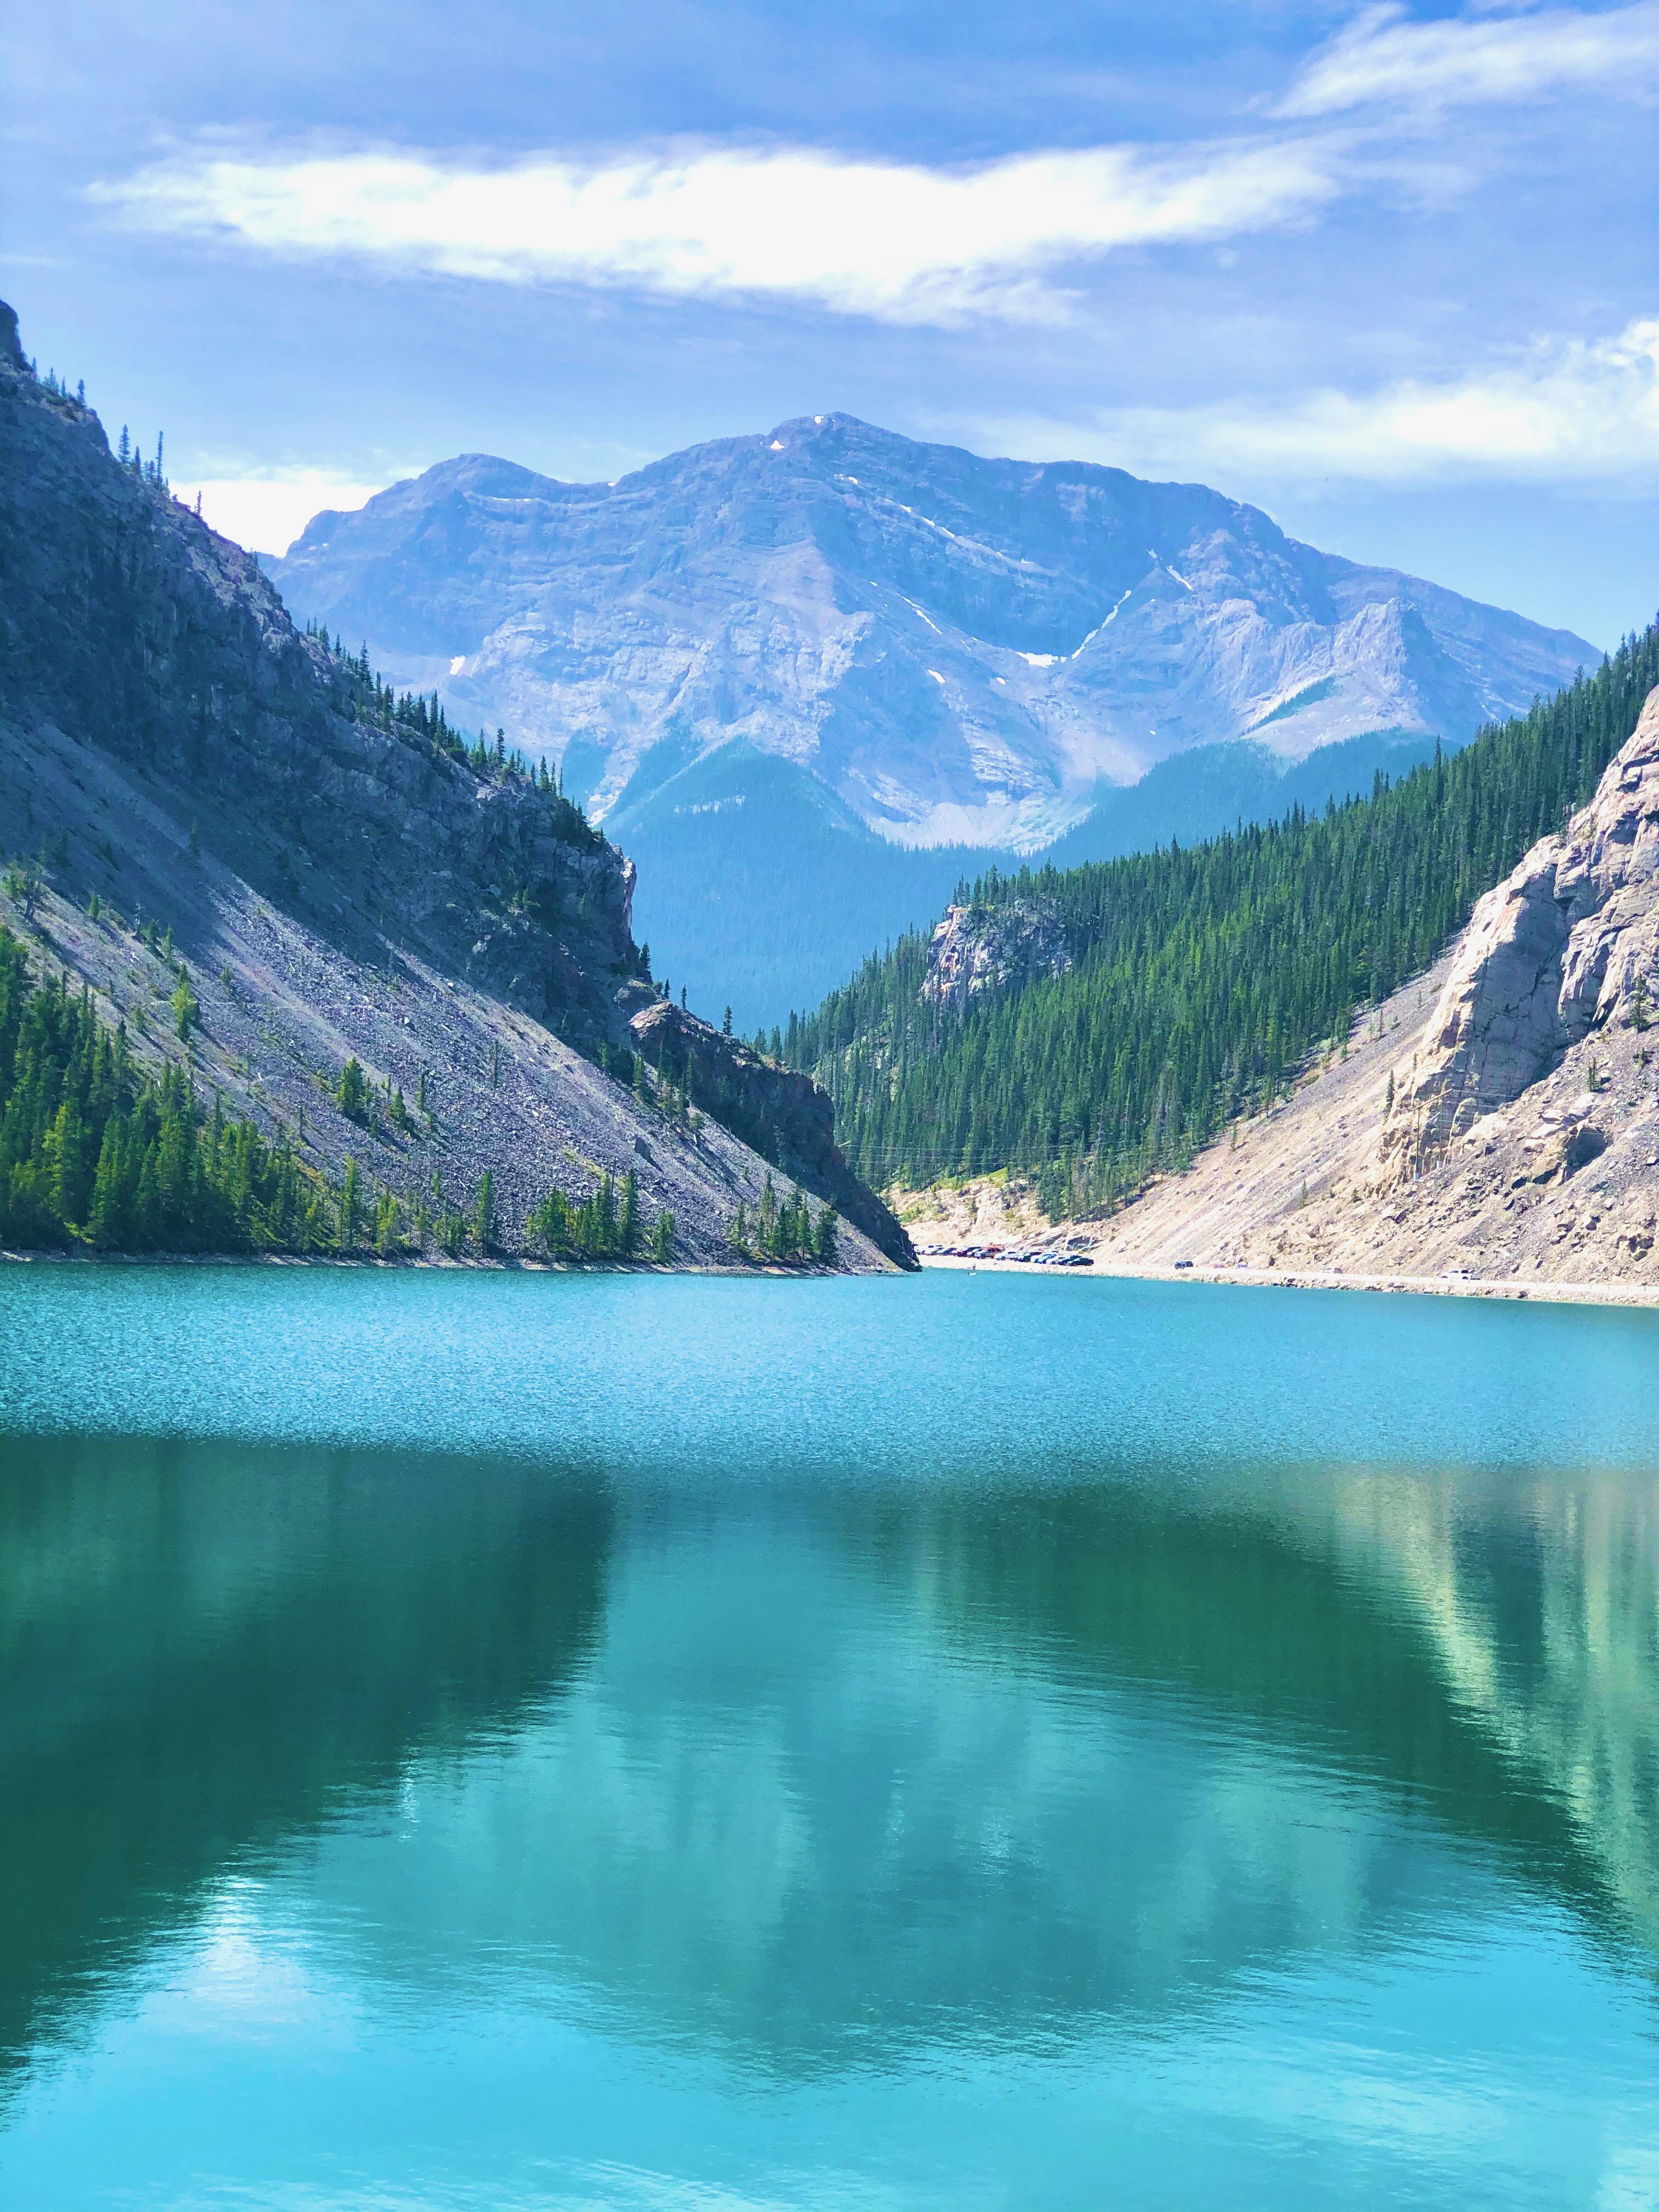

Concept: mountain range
[[269, 414, 1598, 1026]]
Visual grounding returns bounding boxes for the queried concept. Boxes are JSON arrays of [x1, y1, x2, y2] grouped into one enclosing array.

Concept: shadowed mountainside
[[0, 302, 912, 1269]]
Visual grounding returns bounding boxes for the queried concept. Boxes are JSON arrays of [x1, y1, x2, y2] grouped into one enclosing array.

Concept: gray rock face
[[269, 416, 1595, 856], [1377, 687, 1659, 1182], [922, 899, 1071, 1009]]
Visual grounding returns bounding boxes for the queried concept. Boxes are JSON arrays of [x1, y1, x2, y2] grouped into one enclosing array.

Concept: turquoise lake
[[3, 1262, 1658, 2209]]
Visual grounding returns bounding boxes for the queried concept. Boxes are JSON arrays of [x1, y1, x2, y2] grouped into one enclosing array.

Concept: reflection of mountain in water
[[302, 1505, 1477, 2066], [1318, 1468, 1659, 1965], [5, 1443, 1656, 2086], [0, 1435, 614, 2080], [887, 1462, 1659, 1972]]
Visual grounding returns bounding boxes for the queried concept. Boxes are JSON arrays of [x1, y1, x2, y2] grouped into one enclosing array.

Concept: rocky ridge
[[264, 416, 1596, 1031], [0, 302, 912, 1270], [628, 999, 910, 1262], [270, 418, 1595, 854], [927, 686, 1659, 1294], [266, 415, 1595, 1029]]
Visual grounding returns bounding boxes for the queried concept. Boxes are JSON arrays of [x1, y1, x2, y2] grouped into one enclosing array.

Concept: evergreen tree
[[473, 1169, 496, 1252], [340, 1157, 362, 1250], [336, 1057, 369, 1124], [620, 1167, 639, 1255]]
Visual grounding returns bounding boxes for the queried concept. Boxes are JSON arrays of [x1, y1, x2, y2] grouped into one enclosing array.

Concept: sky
[[4, 1, 1656, 647]]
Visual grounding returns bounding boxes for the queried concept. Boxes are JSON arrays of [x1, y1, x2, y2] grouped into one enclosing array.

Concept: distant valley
[[269, 415, 1596, 1027]]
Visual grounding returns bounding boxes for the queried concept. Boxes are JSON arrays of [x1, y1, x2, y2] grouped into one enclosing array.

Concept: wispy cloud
[[1276, 1, 1659, 118], [89, 8, 1656, 329], [976, 320, 1659, 486], [95, 136, 1352, 326]]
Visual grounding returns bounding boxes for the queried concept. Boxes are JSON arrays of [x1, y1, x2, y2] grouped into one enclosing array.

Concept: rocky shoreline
[[918, 1250, 1659, 1310]]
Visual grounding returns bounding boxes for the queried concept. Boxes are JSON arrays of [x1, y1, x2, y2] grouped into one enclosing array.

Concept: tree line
[[787, 624, 1659, 1214], [299, 624, 602, 845]]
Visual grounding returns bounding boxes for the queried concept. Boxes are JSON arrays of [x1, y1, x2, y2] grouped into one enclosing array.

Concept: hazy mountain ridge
[[269, 415, 1595, 1026], [0, 302, 911, 1270], [270, 413, 1595, 851]]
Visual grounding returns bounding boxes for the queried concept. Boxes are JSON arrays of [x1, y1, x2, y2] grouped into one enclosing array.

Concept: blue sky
[[4, 1, 1656, 645]]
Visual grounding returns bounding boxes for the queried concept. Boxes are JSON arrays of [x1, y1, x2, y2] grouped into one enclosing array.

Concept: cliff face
[[920, 898, 1071, 1010], [0, 302, 905, 1270], [1377, 693, 1659, 1185], [629, 1001, 915, 1267], [1056, 685, 1659, 1293]]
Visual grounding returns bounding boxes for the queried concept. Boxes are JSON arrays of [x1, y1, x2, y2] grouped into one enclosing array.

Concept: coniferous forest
[[0, 926, 663, 1262], [788, 623, 1659, 1212]]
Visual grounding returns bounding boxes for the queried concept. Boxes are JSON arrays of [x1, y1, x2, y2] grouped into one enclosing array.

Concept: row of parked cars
[[919, 1244, 1096, 1267]]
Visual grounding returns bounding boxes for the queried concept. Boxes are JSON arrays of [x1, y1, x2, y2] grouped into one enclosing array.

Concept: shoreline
[[918, 1251, 1659, 1311], [0, 1247, 864, 1279]]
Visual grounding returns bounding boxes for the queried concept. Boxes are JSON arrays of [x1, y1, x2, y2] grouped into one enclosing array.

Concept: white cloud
[[1277, 1, 1659, 118], [95, 135, 1352, 326], [974, 319, 1659, 487], [173, 469, 391, 556]]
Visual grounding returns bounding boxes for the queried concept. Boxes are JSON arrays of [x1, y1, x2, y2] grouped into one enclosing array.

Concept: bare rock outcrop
[[1376, 689, 1659, 1184], [921, 898, 1071, 1010], [629, 1000, 917, 1268]]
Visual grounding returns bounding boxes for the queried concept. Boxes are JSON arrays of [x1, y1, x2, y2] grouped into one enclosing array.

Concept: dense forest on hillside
[[0, 926, 659, 1262], [788, 624, 1659, 1213]]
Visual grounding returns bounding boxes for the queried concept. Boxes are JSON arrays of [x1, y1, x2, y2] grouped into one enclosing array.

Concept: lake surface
[[3, 1264, 1658, 2210]]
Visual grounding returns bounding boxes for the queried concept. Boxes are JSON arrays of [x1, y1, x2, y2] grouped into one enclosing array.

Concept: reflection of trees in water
[[1313, 1466, 1659, 1966], [6, 1441, 1656, 2090], [234, 1493, 1524, 2072], [886, 1459, 1659, 1973], [0, 1435, 614, 2083]]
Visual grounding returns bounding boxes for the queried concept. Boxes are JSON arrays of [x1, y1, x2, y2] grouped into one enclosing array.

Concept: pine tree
[[473, 1169, 496, 1252], [620, 1168, 639, 1255], [336, 1057, 369, 1124], [651, 1209, 675, 1262], [171, 975, 199, 1040], [340, 1158, 362, 1250]]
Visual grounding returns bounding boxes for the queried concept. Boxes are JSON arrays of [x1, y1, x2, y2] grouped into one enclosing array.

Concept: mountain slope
[[0, 303, 911, 1270], [1035, 680, 1659, 1294], [268, 416, 1595, 1025], [789, 628, 1659, 1212]]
